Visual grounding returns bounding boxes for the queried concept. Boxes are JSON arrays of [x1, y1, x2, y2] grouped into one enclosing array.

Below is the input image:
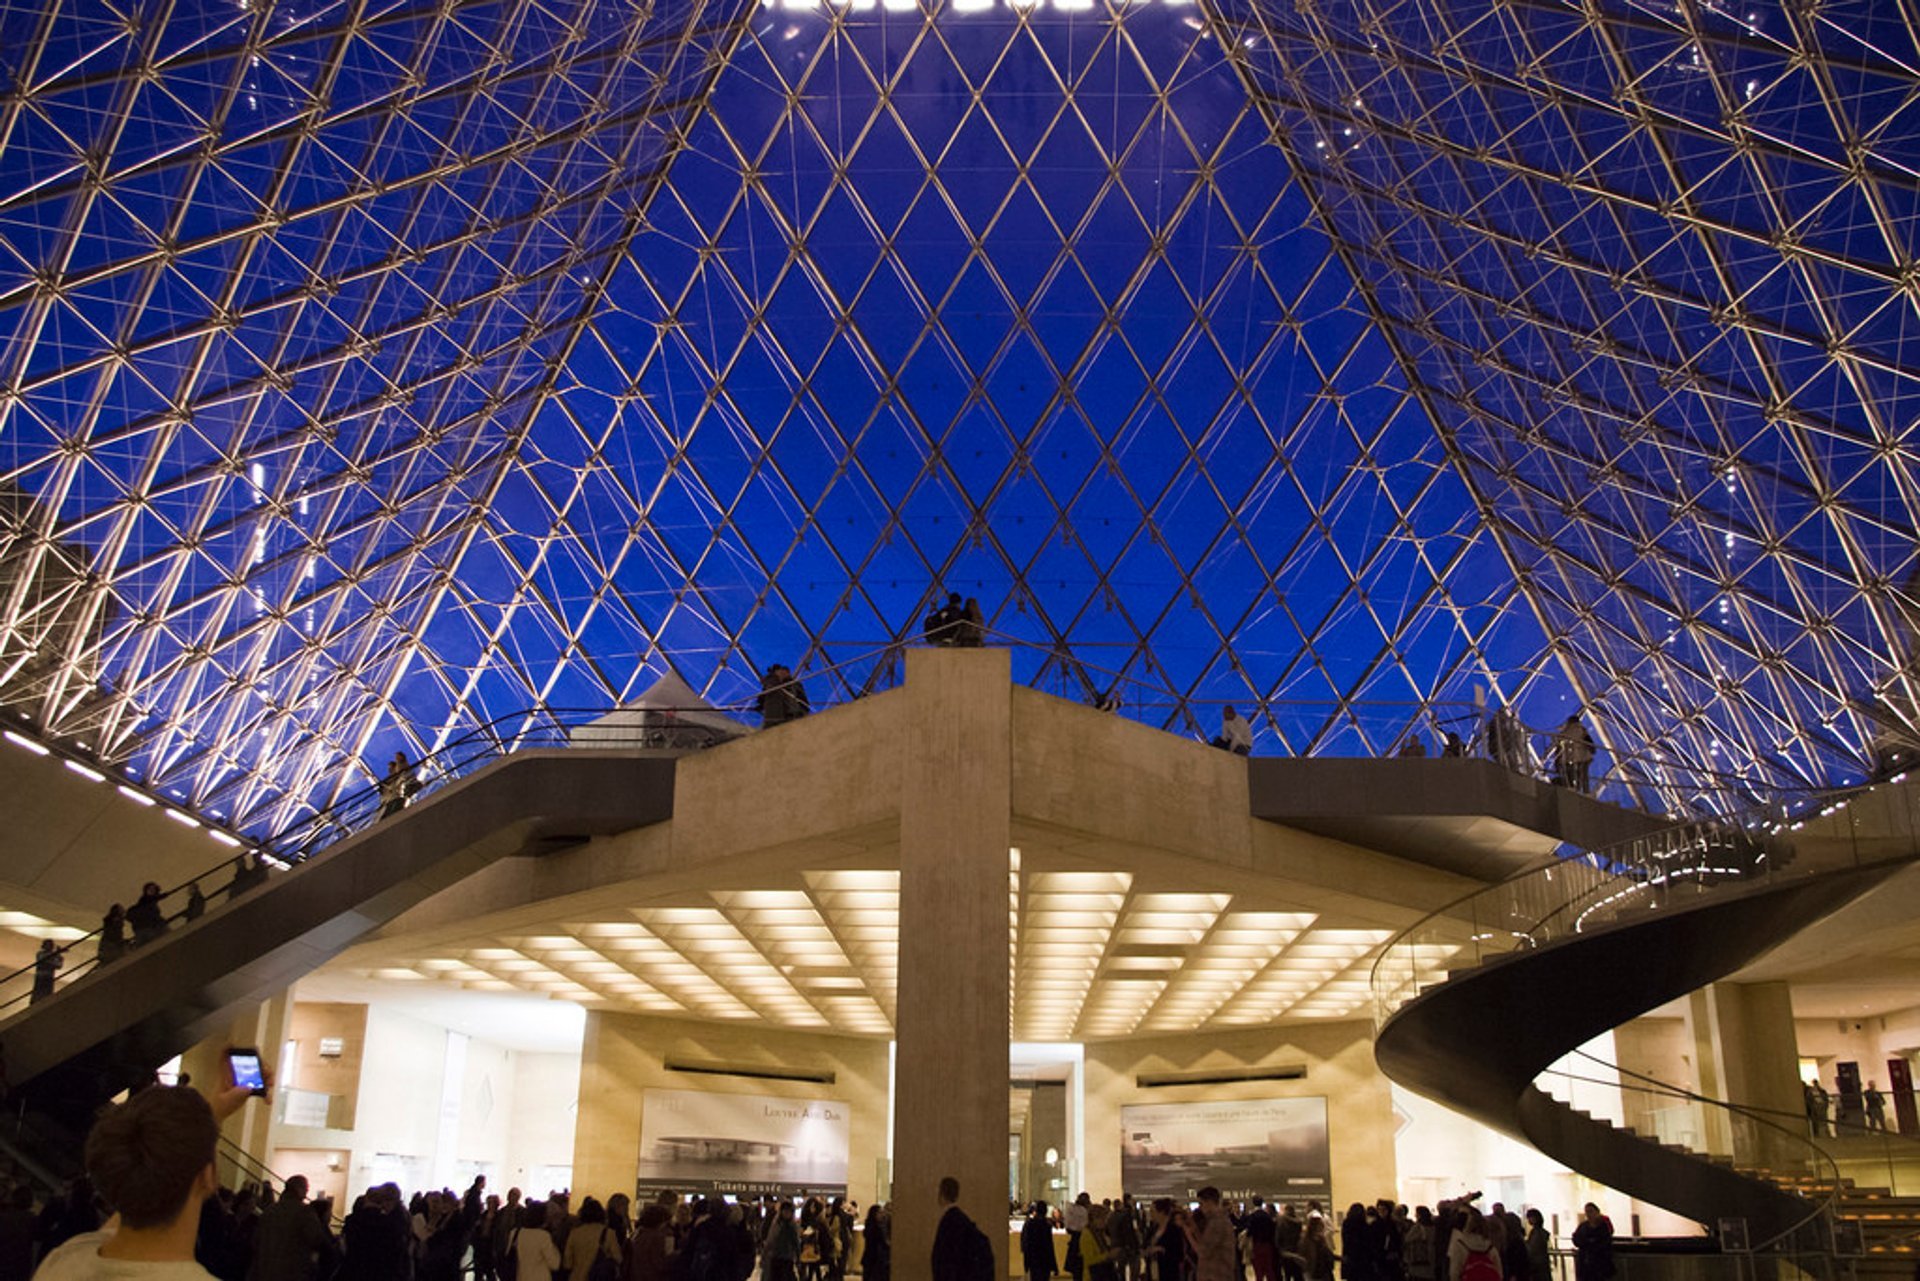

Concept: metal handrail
[[1369, 774, 1920, 1028], [0, 636, 913, 1017], [1548, 1051, 1844, 1253]]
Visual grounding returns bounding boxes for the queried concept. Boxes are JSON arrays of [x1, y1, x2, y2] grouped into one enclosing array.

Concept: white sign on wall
[[637, 1088, 850, 1197]]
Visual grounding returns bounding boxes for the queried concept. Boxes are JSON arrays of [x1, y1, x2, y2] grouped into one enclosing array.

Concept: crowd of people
[[0, 1076, 1624, 1281], [0, 1079, 897, 1281], [1004, 1191, 1614, 1281], [1391, 710, 1596, 794]]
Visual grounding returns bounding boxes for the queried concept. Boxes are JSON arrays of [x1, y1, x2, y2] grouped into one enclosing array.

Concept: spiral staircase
[[1372, 777, 1920, 1270]]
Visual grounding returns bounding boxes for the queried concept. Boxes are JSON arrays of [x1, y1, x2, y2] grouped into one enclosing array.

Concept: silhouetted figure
[[954, 599, 985, 647], [1441, 731, 1467, 757], [756, 665, 810, 727], [30, 938, 61, 1004], [1210, 707, 1252, 756], [379, 751, 414, 819], [1553, 715, 1595, 792], [1485, 706, 1526, 772], [230, 852, 270, 901], [186, 881, 207, 921], [1396, 736, 1428, 758], [96, 904, 127, 966], [128, 881, 167, 947], [923, 593, 965, 647]]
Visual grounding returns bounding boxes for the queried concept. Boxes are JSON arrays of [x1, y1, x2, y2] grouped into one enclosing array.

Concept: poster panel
[[637, 1088, 850, 1198], [1120, 1097, 1331, 1202]]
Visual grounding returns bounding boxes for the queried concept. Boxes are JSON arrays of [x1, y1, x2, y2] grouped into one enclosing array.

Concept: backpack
[[962, 1217, 996, 1281], [1460, 1247, 1502, 1281], [587, 1227, 619, 1281]]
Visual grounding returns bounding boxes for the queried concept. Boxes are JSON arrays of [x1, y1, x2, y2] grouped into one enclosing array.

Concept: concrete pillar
[[893, 648, 1011, 1280], [179, 993, 291, 1179], [1687, 982, 1805, 1170]]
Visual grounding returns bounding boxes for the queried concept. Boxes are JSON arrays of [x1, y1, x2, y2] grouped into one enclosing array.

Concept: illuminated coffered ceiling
[[344, 866, 1448, 1038]]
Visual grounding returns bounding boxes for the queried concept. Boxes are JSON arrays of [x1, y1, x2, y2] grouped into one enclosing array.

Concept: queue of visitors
[[3, 1071, 1619, 1281], [0, 1078, 896, 1281], [1002, 1190, 1610, 1281]]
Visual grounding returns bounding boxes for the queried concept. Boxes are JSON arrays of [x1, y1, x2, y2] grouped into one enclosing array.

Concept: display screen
[[228, 1050, 266, 1093]]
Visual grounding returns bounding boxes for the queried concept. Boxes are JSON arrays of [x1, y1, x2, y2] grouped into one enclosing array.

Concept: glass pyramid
[[0, 0, 1909, 835]]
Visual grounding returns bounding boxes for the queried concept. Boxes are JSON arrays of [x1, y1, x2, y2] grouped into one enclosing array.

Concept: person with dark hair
[[1523, 1211, 1549, 1281], [247, 1174, 336, 1281], [861, 1204, 890, 1281], [513, 1201, 561, 1281], [228, 854, 270, 901], [96, 905, 128, 967], [185, 882, 207, 922], [954, 600, 985, 647], [1180, 1189, 1233, 1281], [32, 1082, 264, 1281], [924, 593, 965, 647], [339, 1184, 411, 1281], [30, 938, 61, 1004], [756, 665, 809, 728], [1244, 1199, 1277, 1281], [560, 1197, 618, 1281], [1338, 1206, 1374, 1281], [378, 752, 414, 819], [1022, 1203, 1055, 1281], [127, 883, 167, 948], [754, 1203, 797, 1281], [1569, 1205, 1612, 1281], [931, 1178, 988, 1281], [1142, 1200, 1190, 1281], [1210, 708, 1252, 755]]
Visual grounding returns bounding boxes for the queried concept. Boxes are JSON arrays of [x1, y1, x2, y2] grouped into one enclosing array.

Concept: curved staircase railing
[[1537, 1052, 1844, 1252], [1370, 774, 1920, 1248]]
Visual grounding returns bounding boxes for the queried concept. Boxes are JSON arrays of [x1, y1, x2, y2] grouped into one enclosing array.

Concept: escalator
[[0, 749, 678, 1165]]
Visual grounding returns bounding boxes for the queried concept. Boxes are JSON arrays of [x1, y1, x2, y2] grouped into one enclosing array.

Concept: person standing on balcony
[[1553, 716, 1595, 792], [1866, 1080, 1888, 1131], [1210, 707, 1252, 756], [756, 664, 809, 727], [1805, 1079, 1831, 1138]]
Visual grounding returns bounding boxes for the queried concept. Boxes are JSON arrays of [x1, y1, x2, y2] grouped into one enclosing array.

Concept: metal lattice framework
[[0, 0, 1913, 835]]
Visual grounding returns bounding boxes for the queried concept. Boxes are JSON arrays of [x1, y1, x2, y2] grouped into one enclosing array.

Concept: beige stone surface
[[0, 741, 249, 926], [1010, 687, 1253, 865], [1082, 1021, 1397, 1206], [893, 648, 1012, 1280], [571, 1008, 891, 1205]]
